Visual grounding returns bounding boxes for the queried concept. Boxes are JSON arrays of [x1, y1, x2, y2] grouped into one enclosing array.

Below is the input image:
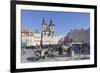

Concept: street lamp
[[40, 32, 43, 49]]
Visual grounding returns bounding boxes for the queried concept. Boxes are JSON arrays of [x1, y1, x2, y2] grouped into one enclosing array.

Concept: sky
[[21, 10, 90, 36]]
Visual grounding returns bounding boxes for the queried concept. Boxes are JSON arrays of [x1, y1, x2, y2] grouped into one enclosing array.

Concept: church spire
[[42, 18, 46, 25], [49, 19, 54, 26]]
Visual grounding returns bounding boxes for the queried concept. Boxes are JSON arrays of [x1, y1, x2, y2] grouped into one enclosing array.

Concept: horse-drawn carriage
[[32, 44, 71, 61]]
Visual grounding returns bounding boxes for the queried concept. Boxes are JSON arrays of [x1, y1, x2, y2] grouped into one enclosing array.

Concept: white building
[[21, 19, 62, 47], [21, 29, 33, 47]]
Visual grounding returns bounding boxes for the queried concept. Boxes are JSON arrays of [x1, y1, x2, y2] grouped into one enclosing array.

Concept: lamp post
[[40, 32, 43, 49]]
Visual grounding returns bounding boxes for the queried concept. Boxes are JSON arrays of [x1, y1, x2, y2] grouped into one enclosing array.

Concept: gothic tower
[[42, 18, 46, 37], [49, 19, 54, 37]]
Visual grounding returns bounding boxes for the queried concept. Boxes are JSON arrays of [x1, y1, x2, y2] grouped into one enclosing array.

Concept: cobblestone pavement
[[21, 49, 90, 63]]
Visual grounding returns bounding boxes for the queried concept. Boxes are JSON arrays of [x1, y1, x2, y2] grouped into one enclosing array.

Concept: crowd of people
[[22, 43, 90, 61], [30, 43, 73, 60]]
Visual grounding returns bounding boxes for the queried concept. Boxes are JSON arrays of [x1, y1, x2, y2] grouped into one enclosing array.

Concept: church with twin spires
[[21, 18, 62, 46], [42, 18, 55, 37]]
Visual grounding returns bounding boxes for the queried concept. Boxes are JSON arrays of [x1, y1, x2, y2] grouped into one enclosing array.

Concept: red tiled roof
[[21, 28, 29, 33], [21, 28, 33, 36]]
